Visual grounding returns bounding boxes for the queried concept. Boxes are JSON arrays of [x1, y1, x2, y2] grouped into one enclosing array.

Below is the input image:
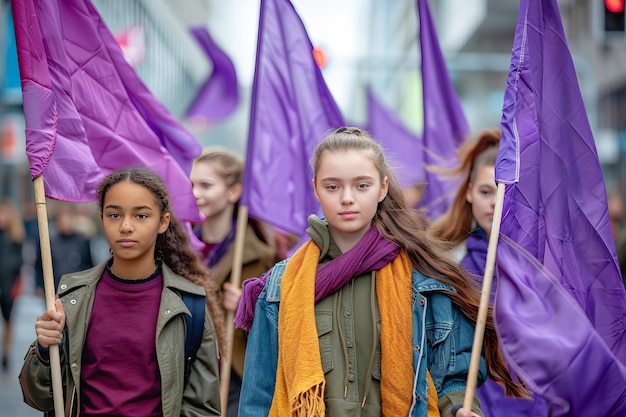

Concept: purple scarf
[[194, 218, 237, 268], [234, 225, 400, 331], [460, 228, 488, 276], [460, 228, 494, 298]]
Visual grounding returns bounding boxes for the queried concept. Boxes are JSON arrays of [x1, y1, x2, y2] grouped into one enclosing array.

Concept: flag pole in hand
[[462, 182, 505, 412], [219, 204, 249, 415], [34, 176, 65, 416]]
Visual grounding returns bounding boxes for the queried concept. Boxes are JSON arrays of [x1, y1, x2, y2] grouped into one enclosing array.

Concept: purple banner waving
[[416, 0, 469, 221], [12, 0, 202, 222], [495, 0, 626, 360], [496, 237, 626, 416], [365, 87, 424, 190], [185, 26, 239, 124], [241, 0, 345, 236]]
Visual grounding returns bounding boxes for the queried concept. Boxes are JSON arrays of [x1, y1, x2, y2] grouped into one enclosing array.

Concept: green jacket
[[19, 261, 221, 417]]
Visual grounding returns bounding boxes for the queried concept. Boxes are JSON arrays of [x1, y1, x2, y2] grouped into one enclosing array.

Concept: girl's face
[[101, 181, 170, 275], [314, 149, 388, 252], [466, 164, 497, 235], [190, 161, 240, 221]]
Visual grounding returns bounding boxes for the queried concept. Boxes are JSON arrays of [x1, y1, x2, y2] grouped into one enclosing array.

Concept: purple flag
[[494, 0, 626, 413], [365, 87, 424, 189], [185, 26, 239, 124], [241, 0, 345, 236], [496, 237, 626, 416], [417, 0, 469, 221], [12, 0, 202, 222], [495, 0, 626, 359]]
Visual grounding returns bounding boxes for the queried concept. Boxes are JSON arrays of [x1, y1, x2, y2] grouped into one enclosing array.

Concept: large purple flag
[[185, 26, 239, 124], [494, 0, 626, 413], [417, 0, 469, 221], [12, 0, 202, 222], [495, 0, 626, 359], [241, 0, 345, 236], [365, 87, 424, 190]]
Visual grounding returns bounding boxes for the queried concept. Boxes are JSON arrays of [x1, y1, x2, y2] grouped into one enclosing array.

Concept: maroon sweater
[[81, 267, 163, 416]]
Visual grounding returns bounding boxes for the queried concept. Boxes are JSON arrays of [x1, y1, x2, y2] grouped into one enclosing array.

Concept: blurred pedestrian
[[0, 196, 25, 371], [34, 202, 94, 294]]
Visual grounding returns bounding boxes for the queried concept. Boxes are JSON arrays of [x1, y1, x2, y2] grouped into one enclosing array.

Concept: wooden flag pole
[[462, 182, 506, 412], [219, 204, 249, 415], [33, 176, 65, 416]]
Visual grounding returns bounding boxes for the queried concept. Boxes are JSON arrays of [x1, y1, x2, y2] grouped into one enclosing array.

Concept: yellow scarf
[[269, 241, 431, 416]]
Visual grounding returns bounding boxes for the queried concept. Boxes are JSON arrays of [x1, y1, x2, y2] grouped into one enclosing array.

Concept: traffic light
[[604, 0, 625, 33]]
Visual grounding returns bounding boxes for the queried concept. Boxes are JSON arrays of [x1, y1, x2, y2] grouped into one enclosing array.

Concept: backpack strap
[[181, 292, 206, 386]]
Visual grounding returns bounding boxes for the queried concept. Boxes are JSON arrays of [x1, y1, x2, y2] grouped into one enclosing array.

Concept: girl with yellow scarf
[[236, 127, 527, 416]]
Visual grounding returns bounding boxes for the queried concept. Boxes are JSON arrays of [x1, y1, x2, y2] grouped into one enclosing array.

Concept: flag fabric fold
[[496, 236, 626, 416], [416, 0, 469, 221], [12, 0, 202, 222], [185, 26, 239, 124], [494, 0, 626, 414], [241, 0, 345, 236], [365, 87, 424, 190]]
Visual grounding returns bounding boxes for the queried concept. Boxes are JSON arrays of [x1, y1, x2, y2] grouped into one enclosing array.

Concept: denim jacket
[[239, 259, 486, 417]]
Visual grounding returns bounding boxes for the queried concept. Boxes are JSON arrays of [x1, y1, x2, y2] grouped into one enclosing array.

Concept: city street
[[1, 291, 47, 417]]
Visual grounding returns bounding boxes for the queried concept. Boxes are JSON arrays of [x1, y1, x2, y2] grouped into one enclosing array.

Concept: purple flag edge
[[495, 1, 528, 184], [12, 0, 56, 179], [185, 25, 239, 123], [241, 0, 274, 224]]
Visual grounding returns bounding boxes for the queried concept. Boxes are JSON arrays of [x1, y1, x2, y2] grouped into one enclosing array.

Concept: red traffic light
[[312, 46, 327, 68], [605, 0, 626, 33], [606, 0, 625, 14]]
